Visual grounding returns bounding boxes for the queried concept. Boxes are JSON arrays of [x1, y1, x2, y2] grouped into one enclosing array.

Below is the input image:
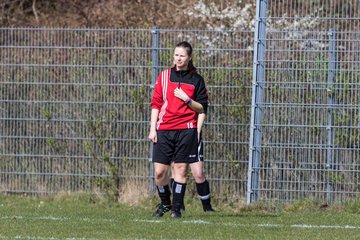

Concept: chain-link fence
[[0, 28, 253, 199], [0, 0, 359, 203], [247, 0, 360, 203]]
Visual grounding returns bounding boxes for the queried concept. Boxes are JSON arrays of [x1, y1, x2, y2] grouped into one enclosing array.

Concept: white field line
[[0, 216, 68, 221], [0, 235, 152, 240], [2, 215, 360, 230], [133, 219, 211, 224], [14, 237, 102, 240], [0, 216, 113, 222], [133, 219, 360, 230], [0, 235, 103, 240]]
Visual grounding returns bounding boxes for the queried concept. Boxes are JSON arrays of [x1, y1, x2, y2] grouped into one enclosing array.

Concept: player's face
[[173, 47, 191, 70]]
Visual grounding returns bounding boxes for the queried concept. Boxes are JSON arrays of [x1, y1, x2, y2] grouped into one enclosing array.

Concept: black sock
[[156, 185, 171, 206], [169, 178, 174, 192], [196, 180, 212, 210], [172, 181, 186, 212]]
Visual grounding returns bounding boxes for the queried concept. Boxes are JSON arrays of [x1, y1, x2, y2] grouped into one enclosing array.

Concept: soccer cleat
[[180, 204, 185, 211], [152, 203, 171, 217], [203, 206, 215, 212], [171, 210, 182, 218], [180, 200, 185, 211]]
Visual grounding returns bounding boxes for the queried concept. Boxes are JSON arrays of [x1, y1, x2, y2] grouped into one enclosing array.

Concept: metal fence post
[[327, 29, 337, 203], [247, 0, 267, 205], [149, 26, 160, 193]]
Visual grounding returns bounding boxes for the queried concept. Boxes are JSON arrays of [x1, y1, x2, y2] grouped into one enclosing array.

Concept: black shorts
[[152, 129, 204, 165]]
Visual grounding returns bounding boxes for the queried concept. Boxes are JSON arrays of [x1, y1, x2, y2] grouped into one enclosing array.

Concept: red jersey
[[151, 67, 208, 130]]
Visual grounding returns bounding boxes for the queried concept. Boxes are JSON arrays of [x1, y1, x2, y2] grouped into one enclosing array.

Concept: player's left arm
[[197, 112, 206, 142], [174, 88, 204, 113], [194, 76, 208, 114], [174, 76, 208, 114]]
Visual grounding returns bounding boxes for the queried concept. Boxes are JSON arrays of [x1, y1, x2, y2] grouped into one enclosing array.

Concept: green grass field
[[1, 193, 360, 240]]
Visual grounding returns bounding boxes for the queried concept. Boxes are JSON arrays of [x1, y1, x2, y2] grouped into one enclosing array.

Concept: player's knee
[[193, 172, 205, 183], [175, 169, 187, 179], [154, 169, 167, 181], [172, 168, 187, 183]]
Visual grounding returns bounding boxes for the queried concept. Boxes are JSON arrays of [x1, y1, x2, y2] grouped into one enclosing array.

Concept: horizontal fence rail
[[248, 0, 360, 203], [0, 28, 253, 199], [0, 0, 360, 204]]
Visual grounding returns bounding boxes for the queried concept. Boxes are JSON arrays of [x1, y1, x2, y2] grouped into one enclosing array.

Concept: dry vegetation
[[0, 0, 249, 28], [2, 1, 358, 30]]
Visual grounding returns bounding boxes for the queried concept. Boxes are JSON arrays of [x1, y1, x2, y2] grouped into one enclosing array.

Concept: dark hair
[[174, 41, 197, 74]]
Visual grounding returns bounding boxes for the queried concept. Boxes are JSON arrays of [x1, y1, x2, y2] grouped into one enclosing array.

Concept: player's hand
[[174, 87, 190, 102], [148, 130, 157, 143]]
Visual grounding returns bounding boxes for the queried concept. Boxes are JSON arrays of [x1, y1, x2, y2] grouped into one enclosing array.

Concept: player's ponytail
[[188, 59, 197, 75]]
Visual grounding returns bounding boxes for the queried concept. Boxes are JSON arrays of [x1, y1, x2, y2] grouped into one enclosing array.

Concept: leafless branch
[[32, 0, 39, 23]]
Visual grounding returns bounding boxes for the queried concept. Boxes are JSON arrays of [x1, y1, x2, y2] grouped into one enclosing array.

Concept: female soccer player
[[169, 112, 214, 213], [148, 41, 211, 218]]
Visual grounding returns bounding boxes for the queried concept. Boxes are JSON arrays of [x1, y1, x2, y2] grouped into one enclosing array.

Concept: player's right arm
[[148, 73, 163, 143], [148, 108, 159, 143]]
